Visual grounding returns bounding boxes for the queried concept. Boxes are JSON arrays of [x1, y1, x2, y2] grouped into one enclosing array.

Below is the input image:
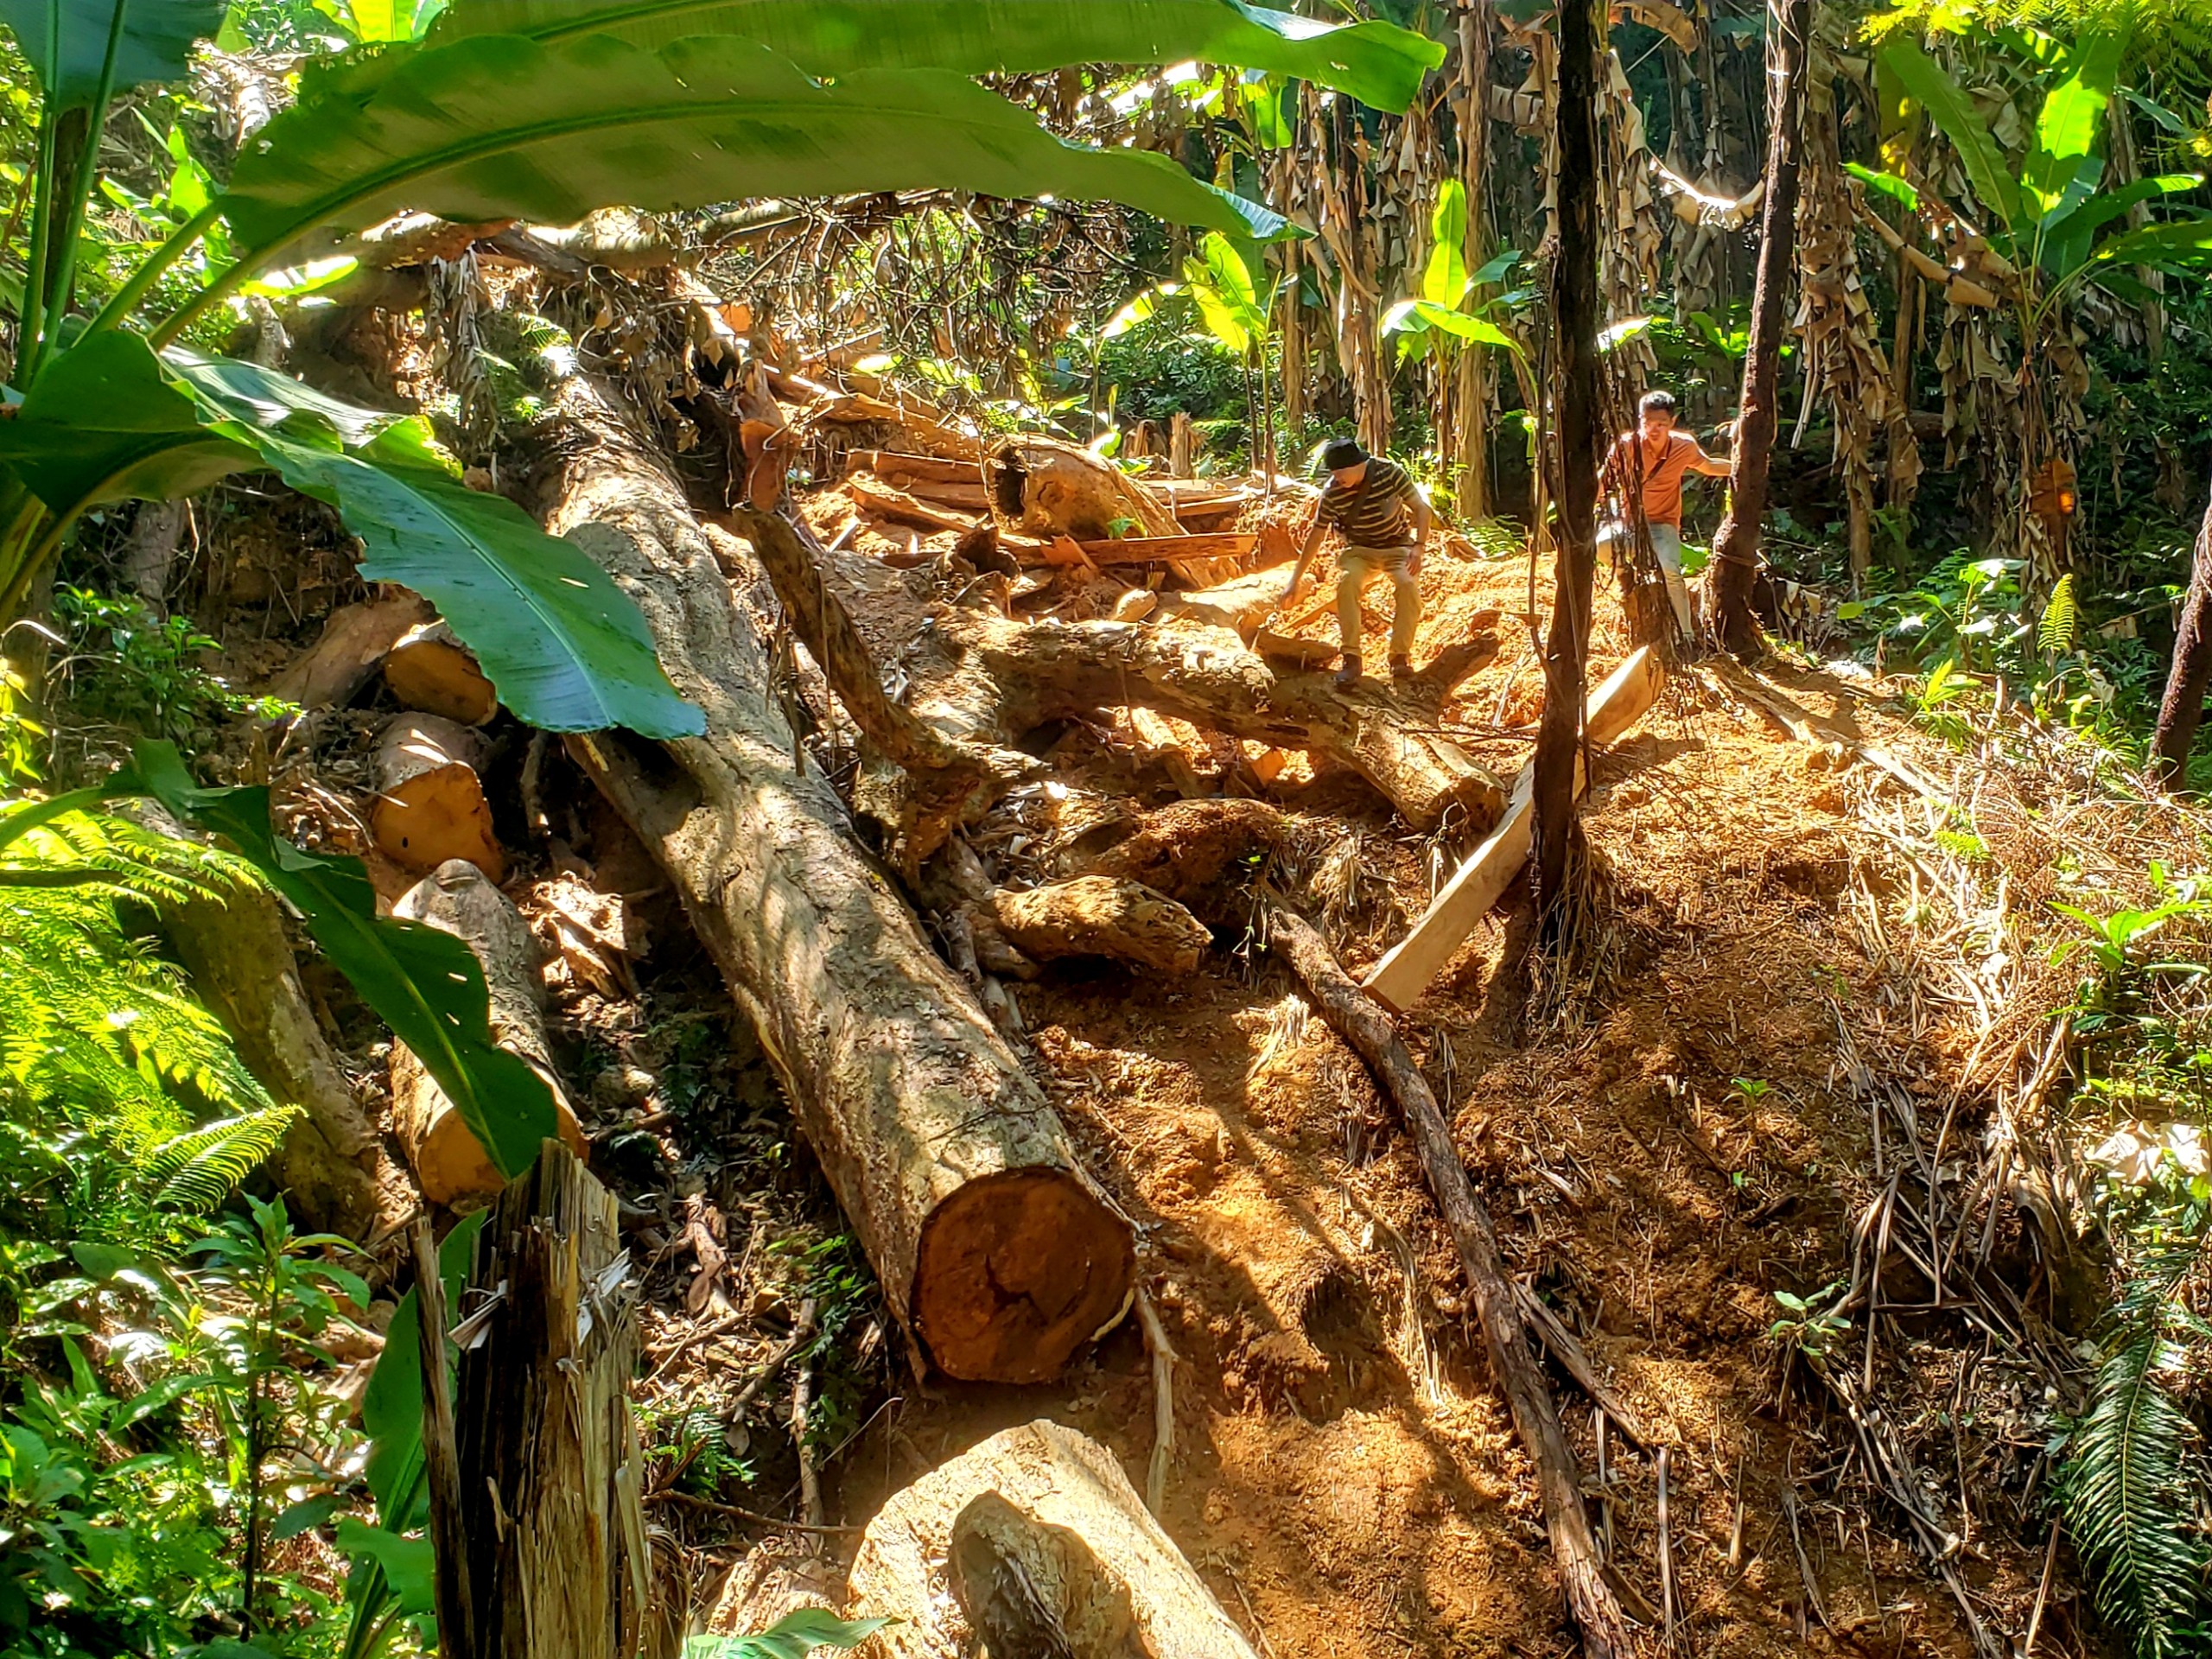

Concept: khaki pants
[[1599, 519, 1694, 638], [1337, 543, 1421, 659]]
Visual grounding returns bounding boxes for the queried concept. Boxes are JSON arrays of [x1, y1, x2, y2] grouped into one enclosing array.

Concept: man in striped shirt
[[1281, 437, 1433, 684]]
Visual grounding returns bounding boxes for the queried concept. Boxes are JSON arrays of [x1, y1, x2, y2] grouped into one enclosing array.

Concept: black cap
[[1321, 437, 1366, 472]]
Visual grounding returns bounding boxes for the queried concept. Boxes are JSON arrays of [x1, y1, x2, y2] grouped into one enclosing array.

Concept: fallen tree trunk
[[986, 436, 1179, 541], [846, 1419, 1260, 1659], [982, 875, 1212, 976], [164, 879, 390, 1237], [264, 591, 433, 710], [726, 509, 1504, 855], [1263, 905, 1630, 1659], [540, 373, 1135, 1383], [389, 860, 587, 1205]]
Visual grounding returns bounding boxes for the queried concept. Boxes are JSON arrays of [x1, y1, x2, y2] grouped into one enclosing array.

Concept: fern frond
[[2039, 573, 2080, 657], [0, 806, 259, 911], [143, 1107, 301, 1212], [2060, 1334, 2209, 1656]]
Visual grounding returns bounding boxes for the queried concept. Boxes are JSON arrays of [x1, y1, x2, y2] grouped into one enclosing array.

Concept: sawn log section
[[540, 373, 1134, 1384]]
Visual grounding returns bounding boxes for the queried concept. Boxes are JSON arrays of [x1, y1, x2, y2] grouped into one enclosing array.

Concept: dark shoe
[[1388, 654, 1414, 680], [1334, 653, 1364, 686]]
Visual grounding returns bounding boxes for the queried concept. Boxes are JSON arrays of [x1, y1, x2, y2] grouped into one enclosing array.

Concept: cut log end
[[372, 715, 505, 880], [913, 1169, 1135, 1384], [385, 622, 499, 726]]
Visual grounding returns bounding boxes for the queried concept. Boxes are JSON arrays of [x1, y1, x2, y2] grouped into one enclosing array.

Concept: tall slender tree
[[1709, 0, 1816, 658], [2151, 466, 2212, 789], [1532, 0, 1606, 921]]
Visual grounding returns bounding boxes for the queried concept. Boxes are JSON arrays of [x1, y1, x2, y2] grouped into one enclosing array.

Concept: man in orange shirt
[[1601, 390, 1731, 640]]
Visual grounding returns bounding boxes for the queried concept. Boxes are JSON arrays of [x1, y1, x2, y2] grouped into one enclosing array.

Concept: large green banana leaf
[[419, 0, 1443, 111], [0, 333, 702, 738], [1878, 37, 2023, 236], [0, 0, 226, 109], [221, 32, 1287, 268], [2023, 29, 2124, 221], [113, 742, 557, 1182]]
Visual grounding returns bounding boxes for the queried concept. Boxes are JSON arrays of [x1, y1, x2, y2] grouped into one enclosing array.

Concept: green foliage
[[143, 1109, 302, 1213], [0, 1198, 373, 1656], [54, 585, 293, 742], [2058, 1191, 2212, 1659], [222, 34, 1289, 272], [1767, 1281, 1852, 1358], [2039, 571, 2081, 655], [2050, 872, 2212, 1021], [0, 0, 226, 109], [685, 1609, 894, 1659], [117, 741, 560, 1182], [0, 795, 282, 1252], [0, 334, 703, 740]]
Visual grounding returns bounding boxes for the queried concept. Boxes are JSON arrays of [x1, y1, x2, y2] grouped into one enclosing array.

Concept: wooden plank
[[1363, 648, 1662, 1013], [844, 474, 976, 534], [1076, 531, 1256, 564]]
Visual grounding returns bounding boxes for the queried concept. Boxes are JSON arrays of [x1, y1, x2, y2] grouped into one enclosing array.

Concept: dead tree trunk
[[1263, 905, 1630, 1659], [540, 374, 1135, 1383], [1532, 0, 1607, 921], [1709, 0, 1815, 658], [454, 1140, 659, 1659], [164, 880, 390, 1238], [2151, 467, 2212, 789], [847, 1419, 1261, 1659]]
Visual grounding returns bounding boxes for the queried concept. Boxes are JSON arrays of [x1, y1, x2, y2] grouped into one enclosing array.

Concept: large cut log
[[541, 373, 1135, 1382], [986, 436, 1179, 541], [1363, 648, 1663, 1013], [1074, 531, 1256, 565], [372, 715, 505, 880], [454, 1140, 664, 1659], [847, 1420, 1260, 1659], [384, 620, 499, 727], [164, 877, 390, 1237], [728, 510, 1505, 855], [264, 591, 434, 710], [1071, 798, 1285, 918], [1266, 907, 1630, 1659], [389, 860, 587, 1205], [846, 450, 986, 487]]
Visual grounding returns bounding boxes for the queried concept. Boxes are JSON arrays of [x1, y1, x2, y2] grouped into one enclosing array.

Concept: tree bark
[[1263, 905, 1630, 1659], [454, 1140, 661, 1659], [982, 876, 1213, 976], [2151, 467, 2212, 788], [539, 374, 1135, 1384], [726, 509, 1505, 855], [264, 591, 435, 711], [164, 880, 391, 1238], [1709, 0, 1815, 658], [1532, 0, 1607, 920], [846, 1419, 1261, 1659], [389, 861, 588, 1206]]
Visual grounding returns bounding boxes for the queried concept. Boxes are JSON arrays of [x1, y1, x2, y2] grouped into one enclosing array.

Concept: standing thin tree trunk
[[1709, 0, 1815, 658], [2150, 467, 2212, 789], [1456, 0, 1495, 520], [1531, 0, 1605, 919]]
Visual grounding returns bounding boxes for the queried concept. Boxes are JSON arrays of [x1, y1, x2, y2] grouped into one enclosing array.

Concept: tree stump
[[454, 1140, 663, 1659]]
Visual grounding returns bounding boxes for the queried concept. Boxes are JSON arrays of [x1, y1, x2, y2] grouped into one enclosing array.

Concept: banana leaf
[[416, 0, 1444, 112], [0, 0, 226, 109], [0, 333, 702, 738], [223, 33, 1288, 269], [111, 742, 558, 1182]]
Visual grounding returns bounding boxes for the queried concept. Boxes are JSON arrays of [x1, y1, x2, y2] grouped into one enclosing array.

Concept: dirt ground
[[787, 543, 2064, 1656], [156, 497, 2089, 1656]]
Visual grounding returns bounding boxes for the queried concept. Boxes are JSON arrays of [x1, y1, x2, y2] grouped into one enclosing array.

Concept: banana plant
[[0, 0, 1443, 743], [1382, 181, 1537, 415], [1864, 29, 2211, 332]]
